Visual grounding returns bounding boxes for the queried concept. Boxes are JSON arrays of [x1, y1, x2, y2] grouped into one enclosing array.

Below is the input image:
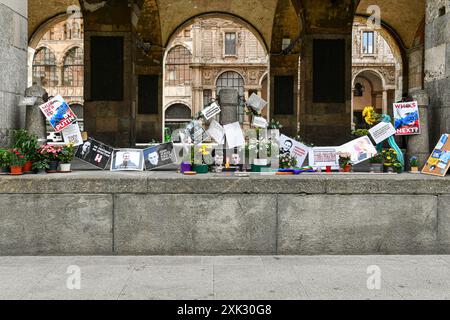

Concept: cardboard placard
[[279, 134, 309, 167], [111, 149, 144, 171], [308, 147, 339, 169], [422, 134, 450, 177], [338, 136, 378, 165], [39, 95, 77, 132], [75, 138, 113, 170], [369, 121, 396, 144], [143, 142, 177, 170], [394, 101, 420, 135], [247, 93, 268, 113], [185, 120, 209, 144], [202, 102, 221, 120], [252, 116, 268, 128]]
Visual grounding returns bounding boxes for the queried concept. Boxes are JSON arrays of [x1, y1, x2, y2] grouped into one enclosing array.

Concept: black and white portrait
[[143, 142, 176, 170]]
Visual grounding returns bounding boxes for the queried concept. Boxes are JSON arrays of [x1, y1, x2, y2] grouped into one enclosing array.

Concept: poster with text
[[279, 134, 309, 167], [39, 95, 77, 132], [143, 142, 177, 170], [111, 149, 144, 171], [338, 136, 378, 165], [308, 147, 339, 169], [75, 138, 114, 170], [422, 134, 450, 177], [394, 101, 420, 135], [369, 121, 396, 144]]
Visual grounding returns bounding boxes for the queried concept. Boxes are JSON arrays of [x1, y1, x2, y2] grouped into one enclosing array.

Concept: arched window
[[32, 48, 58, 87], [63, 47, 84, 87], [164, 103, 192, 138], [165, 46, 192, 86], [216, 71, 245, 96]]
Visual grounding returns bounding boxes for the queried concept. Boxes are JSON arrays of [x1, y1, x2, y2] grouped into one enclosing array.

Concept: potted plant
[[58, 143, 75, 172], [192, 145, 210, 174], [279, 153, 297, 169], [39, 144, 62, 173], [409, 156, 420, 173], [382, 148, 402, 173], [12, 129, 38, 173], [338, 152, 352, 172], [369, 153, 384, 173], [0, 148, 10, 174], [9, 149, 26, 175]]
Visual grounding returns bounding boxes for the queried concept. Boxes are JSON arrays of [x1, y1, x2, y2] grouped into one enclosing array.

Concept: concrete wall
[[0, 1, 28, 146], [0, 172, 449, 256], [424, 0, 450, 144]]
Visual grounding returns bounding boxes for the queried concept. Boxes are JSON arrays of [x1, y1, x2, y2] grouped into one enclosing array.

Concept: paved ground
[[0, 256, 449, 300]]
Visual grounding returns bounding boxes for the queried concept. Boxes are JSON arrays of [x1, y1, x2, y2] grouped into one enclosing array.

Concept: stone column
[[24, 84, 48, 145], [382, 90, 388, 115], [407, 90, 430, 168]]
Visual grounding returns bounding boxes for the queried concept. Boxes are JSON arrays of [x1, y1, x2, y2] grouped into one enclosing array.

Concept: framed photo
[[143, 142, 177, 170], [309, 147, 339, 169], [111, 149, 144, 171], [75, 137, 113, 170]]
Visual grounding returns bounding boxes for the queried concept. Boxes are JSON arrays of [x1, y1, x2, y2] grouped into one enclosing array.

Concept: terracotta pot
[[411, 166, 419, 172], [23, 161, 33, 172], [342, 164, 352, 172], [10, 166, 23, 175]]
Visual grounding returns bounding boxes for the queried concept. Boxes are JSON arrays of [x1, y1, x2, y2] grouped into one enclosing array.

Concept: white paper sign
[[19, 97, 37, 106], [309, 147, 339, 169], [279, 134, 309, 167], [61, 122, 83, 146], [338, 136, 378, 165], [207, 120, 225, 144], [247, 93, 268, 113], [224, 122, 245, 148], [252, 116, 268, 128], [369, 121, 396, 144], [202, 102, 221, 120]]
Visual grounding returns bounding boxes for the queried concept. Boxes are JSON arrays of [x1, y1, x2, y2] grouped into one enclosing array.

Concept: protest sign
[[207, 120, 225, 144], [247, 93, 268, 113], [61, 122, 83, 146], [369, 121, 396, 144], [338, 136, 378, 165], [224, 122, 245, 148], [185, 120, 209, 144], [39, 95, 77, 132], [422, 134, 450, 177], [308, 147, 339, 169], [202, 102, 221, 120], [75, 138, 113, 170], [252, 116, 268, 128], [279, 134, 309, 167], [143, 142, 177, 170], [111, 149, 144, 171], [394, 101, 420, 135]]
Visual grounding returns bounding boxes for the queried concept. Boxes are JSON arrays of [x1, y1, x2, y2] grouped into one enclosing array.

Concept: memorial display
[[422, 134, 450, 177]]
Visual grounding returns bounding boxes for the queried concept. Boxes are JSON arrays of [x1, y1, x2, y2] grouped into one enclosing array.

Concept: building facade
[[162, 17, 269, 138]]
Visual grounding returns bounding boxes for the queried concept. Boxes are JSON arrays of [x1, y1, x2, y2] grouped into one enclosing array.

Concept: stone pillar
[[0, 0, 28, 146], [24, 85, 48, 145], [407, 90, 430, 168], [382, 90, 388, 115]]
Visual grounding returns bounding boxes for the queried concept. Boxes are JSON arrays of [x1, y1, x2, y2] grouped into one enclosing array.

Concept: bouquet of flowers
[[362, 106, 381, 126], [39, 144, 63, 162]]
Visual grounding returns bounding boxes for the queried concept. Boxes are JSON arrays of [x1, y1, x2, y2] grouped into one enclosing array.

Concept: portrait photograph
[[111, 149, 144, 171], [143, 142, 177, 171]]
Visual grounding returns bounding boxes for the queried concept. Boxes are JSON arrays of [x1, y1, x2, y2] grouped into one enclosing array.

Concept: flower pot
[[341, 164, 352, 172], [47, 160, 59, 173], [251, 164, 270, 172], [253, 159, 268, 166], [23, 161, 33, 173], [369, 163, 383, 173], [0, 166, 9, 174], [59, 163, 71, 172], [192, 164, 209, 174], [411, 166, 419, 172], [10, 166, 23, 175]]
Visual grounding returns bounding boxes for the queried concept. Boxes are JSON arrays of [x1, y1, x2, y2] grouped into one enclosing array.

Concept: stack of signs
[[39, 95, 77, 132], [422, 134, 450, 177], [224, 122, 245, 148], [201, 102, 221, 120], [207, 120, 225, 145], [75, 138, 114, 170], [279, 134, 309, 167], [247, 93, 268, 113], [309, 147, 339, 169], [143, 142, 177, 170], [368, 121, 396, 144], [186, 120, 209, 144], [39, 95, 83, 146], [394, 101, 420, 135], [111, 149, 144, 171], [338, 136, 378, 165]]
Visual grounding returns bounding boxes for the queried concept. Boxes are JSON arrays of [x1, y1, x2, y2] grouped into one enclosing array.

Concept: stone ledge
[[0, 171, 448, 195]]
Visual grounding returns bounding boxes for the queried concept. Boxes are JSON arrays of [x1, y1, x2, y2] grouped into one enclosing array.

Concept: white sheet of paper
[[61, 122, 83, 146], [247, 93, 268, 112], [252, 116, 268, 128], [224, 122, 245, 148], [202, 102, 221, 120], [207, 120, 225, 144], [369, 122, 396, 144]]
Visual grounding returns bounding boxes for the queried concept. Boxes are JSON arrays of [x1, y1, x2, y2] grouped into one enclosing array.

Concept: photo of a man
[[143, 142, 176, 171], [146, 151, 159, 167], [79, 141, 91, 159], [118, 152, 138, 169], [111, 149, 144, 171], [280, 140, 293, 155]]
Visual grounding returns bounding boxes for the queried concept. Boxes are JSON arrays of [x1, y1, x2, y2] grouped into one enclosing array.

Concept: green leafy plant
[[269, 119, 283, 130], [352, 129, 370, 137], [0, 149, 10, 168], [370, 153, 384, 164], [32, 159, 49, 170], [383, 148, 403, 173], [12, 129, 38, 162], [409, 156, 419, 167], [9, 149, 26, 167], [338, 152, 352, 168], [58, 144, 75, 164]]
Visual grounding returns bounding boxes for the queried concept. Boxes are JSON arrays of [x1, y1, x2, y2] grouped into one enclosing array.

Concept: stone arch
[[352, 68, 387, 90]]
